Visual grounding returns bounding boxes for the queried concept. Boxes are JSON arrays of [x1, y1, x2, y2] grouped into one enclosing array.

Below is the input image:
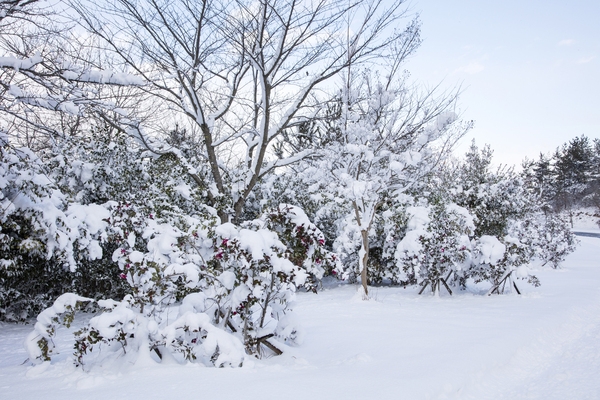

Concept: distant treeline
[[522, 135, 600, 217]]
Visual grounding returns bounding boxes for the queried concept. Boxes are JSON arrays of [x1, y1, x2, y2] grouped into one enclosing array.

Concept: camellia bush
[[24, 198, 338, 368]]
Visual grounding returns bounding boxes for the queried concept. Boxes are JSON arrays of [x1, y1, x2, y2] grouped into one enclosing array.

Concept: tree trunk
[[352, 200, 370, 298], [359, 229, 369, 297]]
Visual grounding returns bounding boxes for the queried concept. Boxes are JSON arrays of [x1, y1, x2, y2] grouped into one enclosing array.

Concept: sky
[[404, 0, 600, 167]]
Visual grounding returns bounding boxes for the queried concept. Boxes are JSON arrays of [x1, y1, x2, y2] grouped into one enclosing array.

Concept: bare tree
[[0, 0, 149, 151], [294, 33, 471, 297], [68, 0, 416, 223], [0, 0, 39, 25]]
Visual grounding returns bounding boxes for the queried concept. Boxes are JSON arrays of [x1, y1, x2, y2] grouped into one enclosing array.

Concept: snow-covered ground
[[571, 208, 600, 232], [1, 237, 600, 400]]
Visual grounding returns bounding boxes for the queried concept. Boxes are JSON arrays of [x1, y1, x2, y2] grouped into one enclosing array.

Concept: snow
[[238, 228, 280, 260], [477, 235, 506, 265], [162, 312, 245, 367], [2, 238, 600, 398], [87, 305, 136, 340], [571, 208, 600, 232], [0, 54, 43, 71], [218, 271, 236, 290], [405, 205, 431, 231], [24, 293, 92, 363], [61, 69, 145, 86], [396, 206, 431, 255], [164, 263, 201, 287]]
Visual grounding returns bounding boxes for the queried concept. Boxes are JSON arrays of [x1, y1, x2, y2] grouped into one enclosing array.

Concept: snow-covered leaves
[[25, 293, 92, 363], [28, 208, 325, 368], [396, 202, 473, 292], [260, 204, 343, 291], [0, 135, 120, 321]]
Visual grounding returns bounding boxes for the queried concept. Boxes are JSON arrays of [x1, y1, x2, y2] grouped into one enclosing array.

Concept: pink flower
[[119, 273, 127, 279], [318, 239, 325, 246], [215, 251, 223, 260], [222, 238, 229, 247]]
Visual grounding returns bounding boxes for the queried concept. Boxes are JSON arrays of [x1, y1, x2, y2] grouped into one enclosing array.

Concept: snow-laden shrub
[[469, 234, 539, 294], [395, 202, 473, 294], [72, 296, 245, 369], [469, 213, 573, 294], [160, 310, 245, 367], [333, 199, 409, 285], [450, 143, 535, 238], [71, 235, 303, 367], [437, 143, 576, 293], [25, 293, 92, 362], [250, 171, 348, 265], [101, 202, 289, 358], [0, 134, 114, 320], [367, 203, 410, 285], [22, 293, 244, 369], [535, 214, 578, 269], [107, 203, 320, 354], [39, 129, 211, 309], [480, 230, 544, 294], [260, 204, 343, 291], [206, 221, 311, 354], [469, 235, 507, 288], [46, 127, 146, 205], [26, 201, 328, 368], [13, 125, 330, 366]]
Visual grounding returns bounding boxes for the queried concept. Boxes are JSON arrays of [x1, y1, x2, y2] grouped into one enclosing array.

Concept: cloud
[[577, 56, 596, 64], [558, 39, 575, 46], [455, 61, 485, 75]]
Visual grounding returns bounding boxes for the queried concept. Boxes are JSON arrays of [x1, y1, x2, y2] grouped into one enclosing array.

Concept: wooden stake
[[512, 280, 521, 295], [418, 281, 429, 295], [441, 278, 453, 295]]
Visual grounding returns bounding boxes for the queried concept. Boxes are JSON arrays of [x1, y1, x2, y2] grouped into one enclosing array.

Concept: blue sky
[[405, 0, 600, 166]]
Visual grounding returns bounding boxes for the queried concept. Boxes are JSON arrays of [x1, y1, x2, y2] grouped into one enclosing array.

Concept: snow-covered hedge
[[25, 211, 331, 368]]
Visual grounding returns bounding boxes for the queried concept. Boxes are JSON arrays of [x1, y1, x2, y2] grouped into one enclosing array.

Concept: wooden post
[[418, 281, 429, 295], [440, 277, 453, 295]]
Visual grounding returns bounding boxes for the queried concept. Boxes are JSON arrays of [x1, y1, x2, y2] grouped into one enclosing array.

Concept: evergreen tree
[[553, 135, 593, 212]]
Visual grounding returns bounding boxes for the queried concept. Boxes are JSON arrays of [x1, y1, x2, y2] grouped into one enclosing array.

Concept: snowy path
[[0, 237, 599, 399]]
